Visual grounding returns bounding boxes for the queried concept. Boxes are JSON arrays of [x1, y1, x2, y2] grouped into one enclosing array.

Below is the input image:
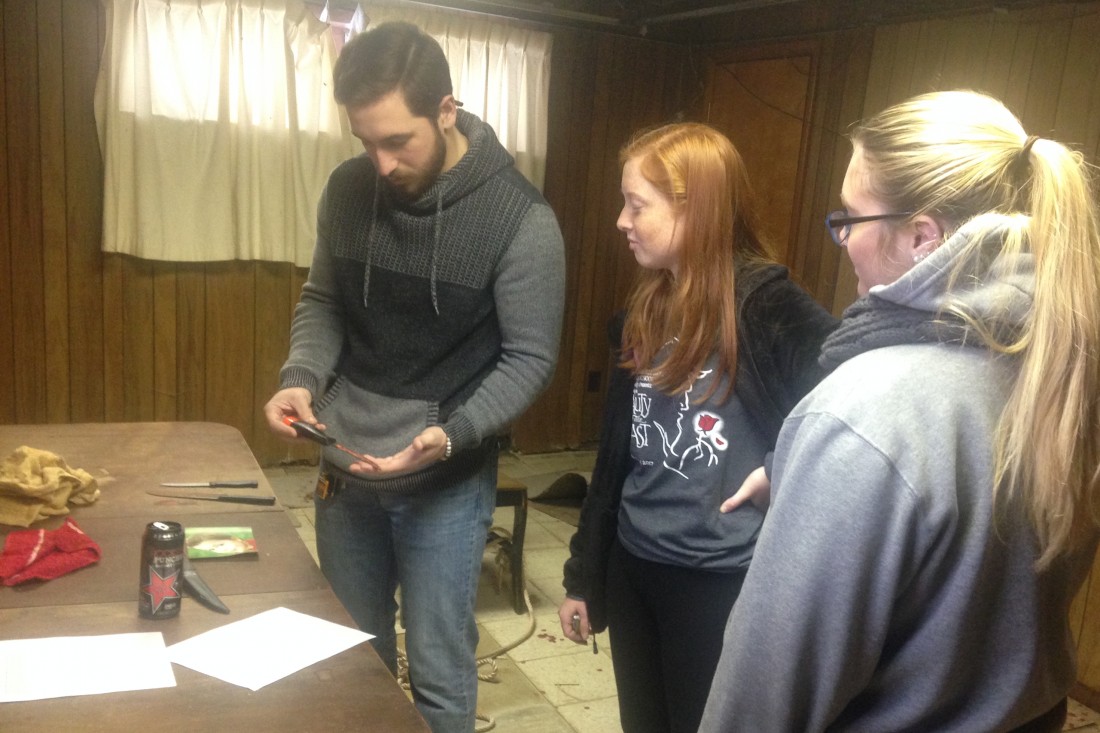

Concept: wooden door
[[703, 47, 816, 268]]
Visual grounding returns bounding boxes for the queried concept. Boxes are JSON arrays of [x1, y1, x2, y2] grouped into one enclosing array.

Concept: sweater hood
[[870, 211, 1035, 334], [390, 108, 516, 214], [364, 109, 516, 313], [820, 213, 1034, 371]]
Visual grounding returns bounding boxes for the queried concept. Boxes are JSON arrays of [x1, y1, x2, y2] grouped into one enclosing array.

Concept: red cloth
[[0, 517, 102, 586]]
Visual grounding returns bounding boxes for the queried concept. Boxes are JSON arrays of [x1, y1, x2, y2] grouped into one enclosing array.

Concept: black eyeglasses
[[824, 210, 913, 246]]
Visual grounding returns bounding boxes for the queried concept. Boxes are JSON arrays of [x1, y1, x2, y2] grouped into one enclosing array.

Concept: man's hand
[[350, 425, 447, 474], [263, 387, 323, 439], [558, 597, 591, 644], [720, 465, 771, 513]]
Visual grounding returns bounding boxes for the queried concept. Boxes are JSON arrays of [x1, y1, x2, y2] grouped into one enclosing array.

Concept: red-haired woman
[[558, 122, 837, 733]]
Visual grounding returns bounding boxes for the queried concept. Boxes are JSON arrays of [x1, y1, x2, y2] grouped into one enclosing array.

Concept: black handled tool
[[282, 417, 380, 469], [161, 480, 259, 488], [146, 489, 276, 505], [283, 416, 335, 445]]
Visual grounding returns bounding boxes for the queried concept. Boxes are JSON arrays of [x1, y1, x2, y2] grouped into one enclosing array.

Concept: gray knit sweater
[[280, 110, 565, 493]]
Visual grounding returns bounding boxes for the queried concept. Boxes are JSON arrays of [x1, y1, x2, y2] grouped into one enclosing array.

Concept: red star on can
[[142, 565, 181, 615]]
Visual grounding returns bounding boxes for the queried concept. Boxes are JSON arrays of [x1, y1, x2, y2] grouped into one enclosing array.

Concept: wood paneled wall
[[0, 0, 691, 464], [772, 3, 1100, 314], [509, 28, 692, 452]]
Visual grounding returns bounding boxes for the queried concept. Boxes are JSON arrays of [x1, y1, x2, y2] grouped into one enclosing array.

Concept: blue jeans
[[315, 461, 497, 733]]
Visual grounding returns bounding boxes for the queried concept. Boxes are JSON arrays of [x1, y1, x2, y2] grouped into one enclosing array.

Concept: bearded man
[[263, 21, 565, 733]]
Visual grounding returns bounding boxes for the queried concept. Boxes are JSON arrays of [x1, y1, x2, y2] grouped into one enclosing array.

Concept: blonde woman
[[701, 90, 1100, 732], [558, 123, 836, 733]]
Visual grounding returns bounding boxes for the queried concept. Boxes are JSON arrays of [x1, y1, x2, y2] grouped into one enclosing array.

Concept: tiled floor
[[265, 451, 1100, 733], [1070, 700, 1100, 733]]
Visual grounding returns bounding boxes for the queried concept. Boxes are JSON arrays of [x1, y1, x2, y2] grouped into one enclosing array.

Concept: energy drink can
[[138, 520, 185, 619]]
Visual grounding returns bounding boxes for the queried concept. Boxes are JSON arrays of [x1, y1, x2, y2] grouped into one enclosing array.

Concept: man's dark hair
[[333, 22, 453, 119]]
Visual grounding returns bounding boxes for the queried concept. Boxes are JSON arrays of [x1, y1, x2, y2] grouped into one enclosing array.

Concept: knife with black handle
[[146, 489, 276, 505], [161, 480, 259, 488]]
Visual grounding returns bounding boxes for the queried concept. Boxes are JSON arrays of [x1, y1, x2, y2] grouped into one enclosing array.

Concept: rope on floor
[[396, 528, 537, 733]]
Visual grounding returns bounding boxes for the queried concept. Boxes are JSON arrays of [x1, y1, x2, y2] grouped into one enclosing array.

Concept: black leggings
[[605, 537, 747, 733]]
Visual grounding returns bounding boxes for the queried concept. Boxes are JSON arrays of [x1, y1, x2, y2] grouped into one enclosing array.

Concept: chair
[[493, 472, 528, 614]]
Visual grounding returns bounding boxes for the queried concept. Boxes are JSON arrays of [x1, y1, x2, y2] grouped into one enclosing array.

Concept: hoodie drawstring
[[429, 188, 443, 315], [362, 179, 380, 308]]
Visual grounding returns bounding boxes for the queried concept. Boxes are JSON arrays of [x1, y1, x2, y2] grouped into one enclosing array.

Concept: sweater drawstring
[[362, 178, 380, 308], [429, 188, 442, 315]]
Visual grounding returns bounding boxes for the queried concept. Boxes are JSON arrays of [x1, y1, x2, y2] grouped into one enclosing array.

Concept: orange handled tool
[[282, 416, 380, 470]]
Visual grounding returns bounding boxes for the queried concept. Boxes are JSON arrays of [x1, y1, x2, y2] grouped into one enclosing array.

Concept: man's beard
[[386, 127, 447, 202]]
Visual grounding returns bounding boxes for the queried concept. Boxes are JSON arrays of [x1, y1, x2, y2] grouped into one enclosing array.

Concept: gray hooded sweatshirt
[[700, 213, 1096, 732]]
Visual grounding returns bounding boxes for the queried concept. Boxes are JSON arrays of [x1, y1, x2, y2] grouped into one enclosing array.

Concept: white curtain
[[358, 4, 552, 189], [94, 0, 552, 266], [95, 0, 361, 266]]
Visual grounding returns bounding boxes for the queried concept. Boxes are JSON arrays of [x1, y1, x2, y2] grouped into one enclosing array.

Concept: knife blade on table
[[161, 480, 259, 488], [146, 489, 276, 506], [182, 555, 230, 614]]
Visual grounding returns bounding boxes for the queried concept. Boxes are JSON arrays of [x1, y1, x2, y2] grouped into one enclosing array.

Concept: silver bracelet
[[443, 435, 453, 461]]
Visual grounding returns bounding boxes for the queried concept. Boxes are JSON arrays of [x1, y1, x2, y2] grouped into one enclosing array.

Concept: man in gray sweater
[[263, 21, 564, 733]]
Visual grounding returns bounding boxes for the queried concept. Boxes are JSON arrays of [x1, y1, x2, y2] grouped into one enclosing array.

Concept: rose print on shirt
[[646, 370, 724, 479], [697, 413, 722, 440], [682, 411, 727, 469]]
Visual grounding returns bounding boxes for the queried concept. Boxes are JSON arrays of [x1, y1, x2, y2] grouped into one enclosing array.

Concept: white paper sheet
[[167, 606, 374, 691], [0, 632, 176, 703]]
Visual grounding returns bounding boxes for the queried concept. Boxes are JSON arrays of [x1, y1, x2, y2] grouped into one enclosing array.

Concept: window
[[95, 0, 551, 265], [96, 0, 362, 265], [356, 4, 552, 189]]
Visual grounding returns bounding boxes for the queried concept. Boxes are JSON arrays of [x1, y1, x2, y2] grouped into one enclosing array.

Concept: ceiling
[[340, 0, 1092, 42], [342, 0, 808, 32]]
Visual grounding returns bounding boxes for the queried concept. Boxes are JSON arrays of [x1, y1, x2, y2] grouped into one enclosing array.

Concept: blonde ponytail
[[996, 137, 1100, 568]]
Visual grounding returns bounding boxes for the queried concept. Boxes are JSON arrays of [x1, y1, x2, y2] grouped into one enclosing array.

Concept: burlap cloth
[[0, 446, 100, 527]]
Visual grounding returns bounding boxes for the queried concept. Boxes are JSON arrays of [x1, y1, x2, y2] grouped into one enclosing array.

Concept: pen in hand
[[572, 612, 598, 654]]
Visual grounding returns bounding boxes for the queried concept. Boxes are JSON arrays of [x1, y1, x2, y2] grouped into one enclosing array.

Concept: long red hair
[[620, 123, 771, 402]]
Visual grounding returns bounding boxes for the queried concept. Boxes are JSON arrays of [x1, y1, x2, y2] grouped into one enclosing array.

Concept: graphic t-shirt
[[617, 355, 768, 571]]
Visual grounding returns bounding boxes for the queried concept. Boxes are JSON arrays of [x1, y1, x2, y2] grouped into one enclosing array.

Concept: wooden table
[[0, 422, 429, 733]]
